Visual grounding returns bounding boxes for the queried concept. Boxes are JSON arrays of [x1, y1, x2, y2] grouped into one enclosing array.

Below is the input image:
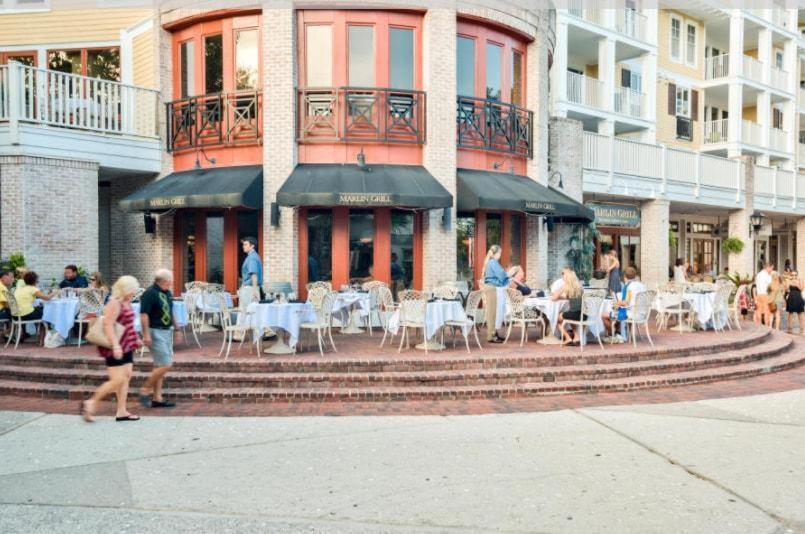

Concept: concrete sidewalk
[[0, 391, 803, 533]]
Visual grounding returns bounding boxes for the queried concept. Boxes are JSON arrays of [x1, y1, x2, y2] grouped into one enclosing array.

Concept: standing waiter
[[240, 236, 263, 299]]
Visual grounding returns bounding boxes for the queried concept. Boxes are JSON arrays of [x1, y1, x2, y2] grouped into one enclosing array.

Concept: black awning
[[277, 164, 452, 209], [119, 165, 263, 212], [457, 169, 594, 223]]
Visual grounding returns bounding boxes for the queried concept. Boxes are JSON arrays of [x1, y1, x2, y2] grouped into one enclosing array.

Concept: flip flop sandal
[[115, 415, 141, 422]]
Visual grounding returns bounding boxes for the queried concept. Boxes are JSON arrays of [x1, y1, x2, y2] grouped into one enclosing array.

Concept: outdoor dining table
[[131, 300, 188, 332], [331, 291, 371, 334], [523, 297, 610, 345], [243, 301, 317, 355], [655, 291, 721, 331], [41, 298, 80, 339], [189, 292, 234, 332], [387, 298, 467, 351]]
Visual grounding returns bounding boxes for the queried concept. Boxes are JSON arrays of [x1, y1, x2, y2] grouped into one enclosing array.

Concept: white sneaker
[[615, 334, 625, 343]]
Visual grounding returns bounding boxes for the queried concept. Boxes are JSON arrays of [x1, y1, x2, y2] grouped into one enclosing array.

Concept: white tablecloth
[[656, 292, 723, 330], [42, 299, 80, 338], [191, 292, 233, 312], [523, 297, 609, 338], [494, 287, 508, 329], [332, 292, 371, 324], [132, 301, 188, 332], [388, 300, 467, 340], [242, 302, 317, 350]]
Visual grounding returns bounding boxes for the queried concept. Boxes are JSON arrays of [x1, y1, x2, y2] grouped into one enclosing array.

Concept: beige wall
[[584, 64, 598, 79], [742, 106, 757, 122], [0, 9, 151, 46], [655, 78, 703, 149], [657, 9, 705, 81], [132, 27, 154, 88]]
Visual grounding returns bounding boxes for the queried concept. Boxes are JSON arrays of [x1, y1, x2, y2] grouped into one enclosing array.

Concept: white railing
[[769, 67, 788, 91], [800, 88, 805, 108], [701, 154, 736, 189], [583, 131, 610, 171], [754, 165, 774, 196], [799, 173, 805, 202], [799, 143, 805, 164], [705, 54, 729, 80], [613, 136, 662, 179], [566, 71, 604, 109], [566, 5, 602, 27], [771, 8, 789, 30], [703, 119, 728, 144], [613, 87, 644, 118], [616, 10, 647, 42], [769, 127, 788, 153], [666, 148, 697, 184], [776, 169, 794, 199], [741, 119, 763, 146], [0, 62, 158, 138], [742, 55, 764, 84]]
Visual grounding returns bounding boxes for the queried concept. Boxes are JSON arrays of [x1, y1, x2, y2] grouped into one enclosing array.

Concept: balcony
[[0, 61, 160, 172], [566, 71, 604, 110], [769, 127, 788, 153], [769, 66, 788, 91], [456, 95, 533, 158], [167, 90, 262, 153], [703, 119, 728, 145], [705, 54, 729, 80], [613, 87, 645, 119], [566, 5, 601, 26], [742, 55, 764, 84], [800, 88, 805, 108], [799, 143, 805, 165], [742, 119, 763, 146], [615, 10, 647, 42]]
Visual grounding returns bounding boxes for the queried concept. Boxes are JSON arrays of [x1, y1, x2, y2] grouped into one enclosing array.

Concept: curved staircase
[[0, 324, 802, 404]]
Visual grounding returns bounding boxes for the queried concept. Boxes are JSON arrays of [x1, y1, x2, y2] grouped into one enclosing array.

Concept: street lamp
[[749, 212, 765, 236]]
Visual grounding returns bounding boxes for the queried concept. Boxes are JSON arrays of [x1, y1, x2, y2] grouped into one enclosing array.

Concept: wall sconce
[[143, 212, 156, 234], [442, 207, 452, 230], [194, 149, 217, 170], [270, 202, 280, 227], [492, 160, 505, 170], [749, 212, 764, 236], [548, 170, 564, 189], [357, 147, 371, 172]]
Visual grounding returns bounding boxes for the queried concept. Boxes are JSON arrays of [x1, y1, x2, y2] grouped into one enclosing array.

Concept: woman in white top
[[673, 258, 687, 284]]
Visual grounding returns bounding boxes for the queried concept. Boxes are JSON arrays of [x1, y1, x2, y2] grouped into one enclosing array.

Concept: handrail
[[456, 94, 533, 158]]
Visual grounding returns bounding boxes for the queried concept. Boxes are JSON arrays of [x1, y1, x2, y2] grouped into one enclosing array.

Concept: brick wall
[[796, 218, 805, 273], [727, 157, 755, 277], [0, 156, 98, 283], [640, 199, 671, 288], [98, 182, 111, 276]]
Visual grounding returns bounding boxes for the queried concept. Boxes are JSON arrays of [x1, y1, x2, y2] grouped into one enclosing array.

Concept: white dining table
[[684, 291, 724, 330], [523, 297, 609, 345], [332, 292, 371, 334], [387, 299, 467, 350], [242, 301, 317, 354], [42, 298, 80, 339]]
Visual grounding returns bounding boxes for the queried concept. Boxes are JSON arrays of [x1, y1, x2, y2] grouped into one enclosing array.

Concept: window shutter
[[691, 90, 699, 121], [621, 68, 631, 88], [668, 83, 676, 115]]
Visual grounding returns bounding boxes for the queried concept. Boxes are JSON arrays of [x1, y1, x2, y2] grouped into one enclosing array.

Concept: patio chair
[[301, 291, 337, 356], [727, 284, 746, 331], [217, 292, 256, 360], [377, 285, 400, 347], [655, 283, 692, 333], [306, 281, 332, 293], [503, 288, 547, 347], [185, 281, 207, 292], [307, 285, 330, 309], [441, 289, 483, 352], [4, 291, 46, 350], [561, 293, 605, 352], [397, 291, 428, 354], [712, 283, 733, 333], [75, 289, 105, 348], [624, 290, 656, 347], [132, 287, 145, 302], [182, 291, 202, 348], [432, 285, 459, 300]]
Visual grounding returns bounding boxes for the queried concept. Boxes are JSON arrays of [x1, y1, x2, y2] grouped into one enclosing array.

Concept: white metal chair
[[5, 291, 46, 350], [727, 284, 746, 331], [377, 285, 400, 347], [75, 289, 105, 348], [306, 281, 333, 293], [185, 281, 207, 292], [181, 291, 202, 347], [397, 291, 428, 354], [300, 291, 337, 356], [712, 283, 733, 333], [624, 290, 656, 347], [217, 292, 256, 360], [432, 285, 459, 300], [655, 283, 692, 333], [561, 293, 605, 352], [503, 288, 547, 347], [442, 289, 484, 351]]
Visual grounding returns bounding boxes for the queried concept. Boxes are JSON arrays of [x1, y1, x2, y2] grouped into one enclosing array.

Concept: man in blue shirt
[[59, 264, 88, 289], [241, 236, 263, 298]]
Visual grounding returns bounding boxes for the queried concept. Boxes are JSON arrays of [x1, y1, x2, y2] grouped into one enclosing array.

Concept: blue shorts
[[150, 328, 174, 367]]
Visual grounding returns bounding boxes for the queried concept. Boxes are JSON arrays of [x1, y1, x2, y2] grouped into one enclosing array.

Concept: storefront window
[[236, 211, 259, 286], [391, 211, 414, 298], [306, 25, 332, 87], [204, 35, 223, 94], [349, 210, 374, 281], [510, 214, 522, 268], [87, 48, 120, 81], [486, 213, 502, 249], [620, 235, 641, 271], [206, 212, 224, 284], [389, 27, 414, 90], [456, 36, 475, 96], [180, 40, 195, 98], [348, 25, 374, 86], [485, 42, 502, 100], [456, 214, 475, 287], [307, 209, 332, 283], [235, 29, 259, 90], [182, 212, 196, 285], [511, 50, 523, 106]]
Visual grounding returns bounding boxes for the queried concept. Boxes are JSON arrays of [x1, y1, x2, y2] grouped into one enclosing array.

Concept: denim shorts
[[150, 328, 174, 367]]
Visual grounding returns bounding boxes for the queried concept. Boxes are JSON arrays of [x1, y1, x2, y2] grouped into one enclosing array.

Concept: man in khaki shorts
[[754, 263, 774, 327], [139, 269, 178, 408]]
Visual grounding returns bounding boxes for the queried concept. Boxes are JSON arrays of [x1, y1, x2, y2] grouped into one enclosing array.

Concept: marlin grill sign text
[[338, 193, 394, 206], [524, 201, 556, 213]]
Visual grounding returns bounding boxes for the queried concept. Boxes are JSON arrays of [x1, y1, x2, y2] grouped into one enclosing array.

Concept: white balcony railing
[[754, 165, 774, 197], [776, 169, 794, 199], [769, 127, 788, 153], [705, 54, 729, 80], [616, 10, 647, 42], [0, 62, 158, 138], [566, 71, 604, 109], [743, 55, 764, 84], [613, 87, 644, 118], [799, 143, 805, 164], [703, 119, 728, 144], [771, 8, 789, 30], [742, 119, 763, 146], [800, 88, 805, 108], [770, 66, 788, 91], [566, 4, 602, 27]]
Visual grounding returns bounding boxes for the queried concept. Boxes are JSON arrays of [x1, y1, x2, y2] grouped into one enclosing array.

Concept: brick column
[[262, 6, 299, 290], [727, 156, 755, 277], [639, 199, 670, 289], [796, 218, 805, 273], [421, 8, 457, 288]]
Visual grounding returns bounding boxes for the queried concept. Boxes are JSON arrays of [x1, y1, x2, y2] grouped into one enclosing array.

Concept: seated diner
[[552, 267, 583, 345], [602, 267, 646, 342]]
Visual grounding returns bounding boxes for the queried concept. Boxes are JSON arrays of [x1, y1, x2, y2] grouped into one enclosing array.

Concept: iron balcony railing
[[166, 90, 262, 152], [456, 95, 533, 158], [297, 87, 426, 144]]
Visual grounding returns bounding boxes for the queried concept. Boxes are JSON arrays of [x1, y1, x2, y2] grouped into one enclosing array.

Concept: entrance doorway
[[686, 237, 720, 276], [594, 227, 641, 274]]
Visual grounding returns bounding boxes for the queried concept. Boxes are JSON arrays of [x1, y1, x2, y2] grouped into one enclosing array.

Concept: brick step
[[0, 337, 800, 402], [0, 328, 771, 374], [0, 334, 791, 389]]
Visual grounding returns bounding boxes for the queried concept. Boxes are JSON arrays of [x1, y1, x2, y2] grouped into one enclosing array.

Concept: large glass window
[[349, 210, 374, 281], [511, 50, 523, 106], [307, 209, 333, 283], [686, 23, 696, 67], [204, 35, 223, 94], [510, 214, 522, 268], [456, 36, 475, 96], [306, 25, 332, 87], [486, 213, 502, 249], [181, 212, 196, 285], [670, 17, 681, 62], [180, 40, 195, 98], [87, 48, 120, 81], [206, 212, 224, 284], [389, 27, 414, 90], [237, 211, 259, 286], [48, 50, 82, 75], [486, 42, 502, 100], [235, 29, 259, 90], [456, 214, 476, 288], [348, 25, 374, 87], [391, 211, 414, 298]]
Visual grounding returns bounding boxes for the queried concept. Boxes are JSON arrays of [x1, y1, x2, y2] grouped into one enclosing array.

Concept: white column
[[642, 51, 657, 136], [783, 99, 795, 155], [727, 82, 743, 150], [757, 90, 771, 159], [758, 28, 772, 85], [784, 38, 797, 95], [639, 199, 670, 288], [551, 19, 568, 108], [797, 218, 805, 272], [598, 37, 616, 113], [728, 13, 744, 78]]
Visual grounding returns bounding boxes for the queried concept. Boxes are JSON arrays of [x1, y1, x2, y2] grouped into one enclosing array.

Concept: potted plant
[[721, 237, 745, 255]]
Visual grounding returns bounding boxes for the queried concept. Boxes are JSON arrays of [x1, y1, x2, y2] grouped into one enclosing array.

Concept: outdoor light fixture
[[143, 212, 156, 234], [270, 202, 280, 227], [442, 207, 452, 230], [749, 212, 765, 236], [357, 148, 371, 172], [492, 160, 505, 170], [194, 149, 217, 170], [548, 170, 564, 189]]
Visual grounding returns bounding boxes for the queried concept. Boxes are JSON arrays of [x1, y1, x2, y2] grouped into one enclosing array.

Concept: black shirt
[[513, 281, 532, 296], [59, 275, 88, 289], [139, 284, 173, 330]]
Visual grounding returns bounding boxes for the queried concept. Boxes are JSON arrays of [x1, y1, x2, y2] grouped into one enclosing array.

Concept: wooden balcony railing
[[456, 95, 533, 158], [297, 87, 426, 145], [166, 90, 262, 153]]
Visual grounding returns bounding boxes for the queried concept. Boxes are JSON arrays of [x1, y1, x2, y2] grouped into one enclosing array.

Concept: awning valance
[[277, 164, 452, 209], [456, 169, 594, 223], [119, 165, 263, 212]]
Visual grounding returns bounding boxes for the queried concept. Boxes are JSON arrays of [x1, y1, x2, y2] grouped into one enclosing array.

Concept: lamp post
[[749, 212, 765, 236]]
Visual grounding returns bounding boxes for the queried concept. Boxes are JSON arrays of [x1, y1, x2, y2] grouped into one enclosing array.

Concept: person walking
[[785, 272, 805, 334], [606, 249, 622, 298], [138, 269, 178, 409], [482, 245, 509, 344], [755, 263, 774, 326], [240, 236, 263, 299], [81, 275, 141, 422]]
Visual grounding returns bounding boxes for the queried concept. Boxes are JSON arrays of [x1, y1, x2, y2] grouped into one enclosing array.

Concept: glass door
[[205, 212, 225, 284]]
